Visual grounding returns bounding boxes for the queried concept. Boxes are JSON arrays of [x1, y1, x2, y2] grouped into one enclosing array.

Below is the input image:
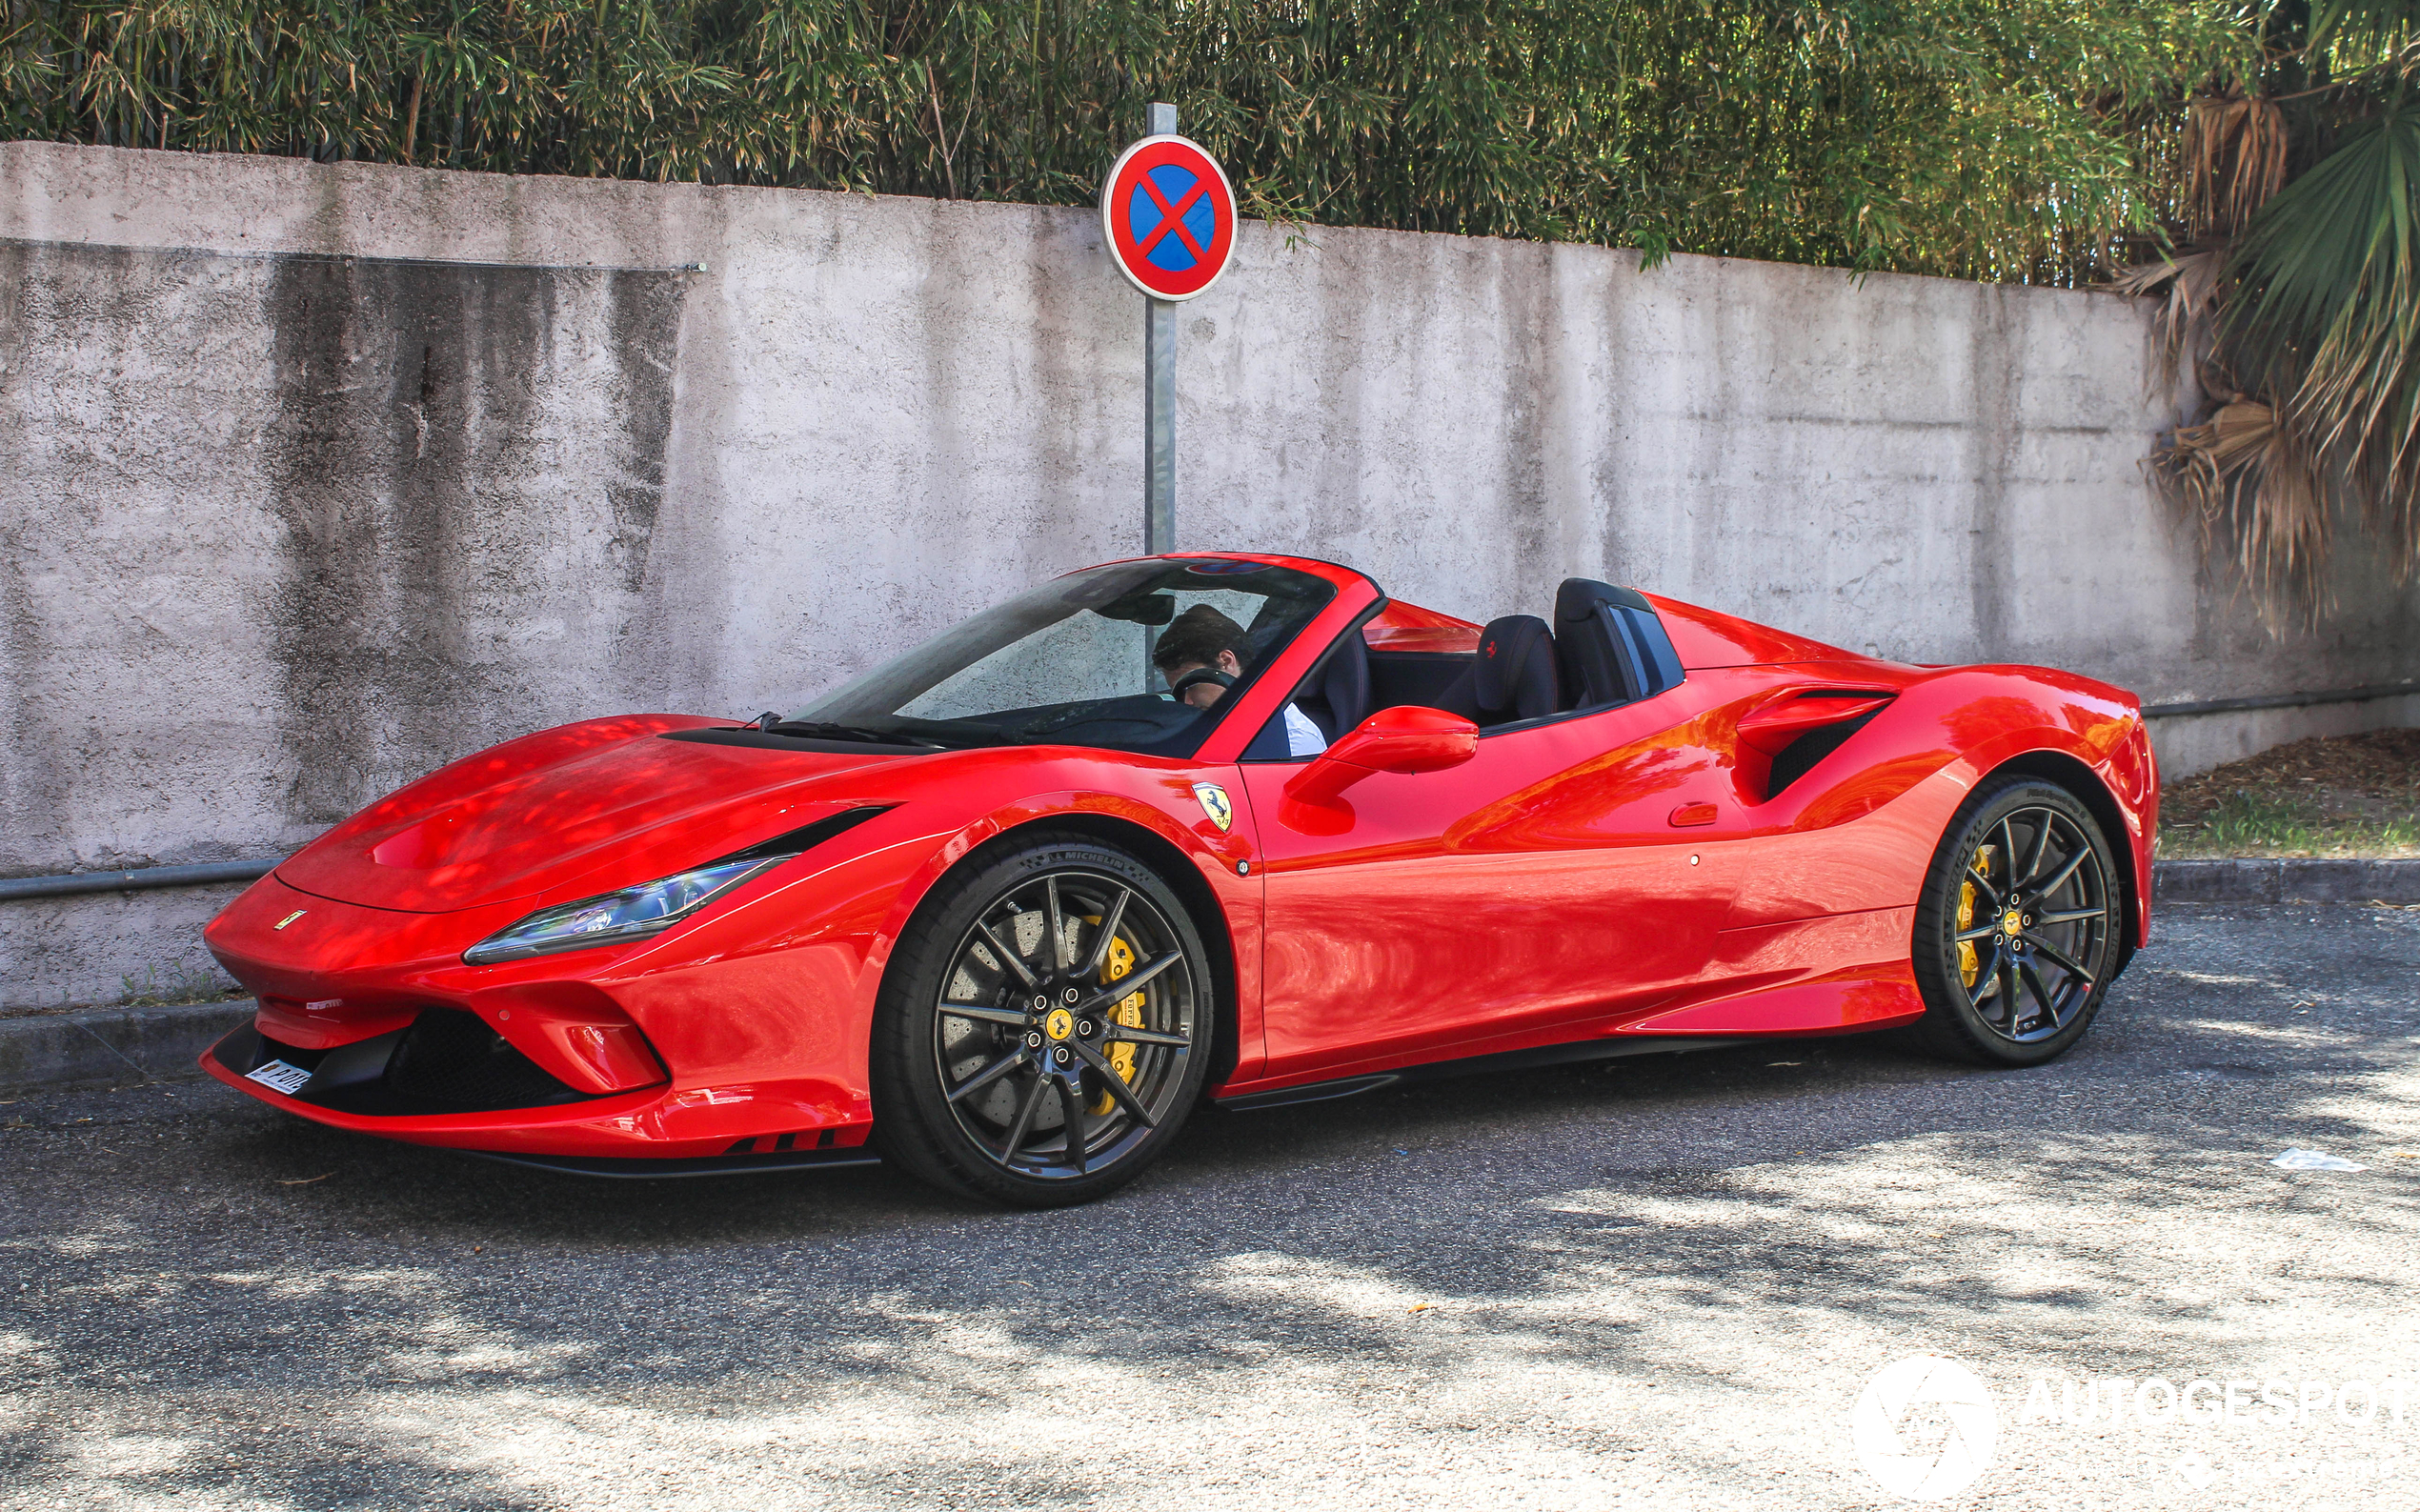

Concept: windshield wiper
[[758, 720, 940, 747]]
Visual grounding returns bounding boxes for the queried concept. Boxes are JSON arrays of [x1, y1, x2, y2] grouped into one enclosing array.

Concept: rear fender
[[1894, 719, 2153, 958], [1719, 668, 2149, 931]]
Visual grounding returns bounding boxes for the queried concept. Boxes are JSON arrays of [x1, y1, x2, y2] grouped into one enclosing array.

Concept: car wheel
[[869, 832, 1215, 1207], [1907, 776, 2123, 1066]]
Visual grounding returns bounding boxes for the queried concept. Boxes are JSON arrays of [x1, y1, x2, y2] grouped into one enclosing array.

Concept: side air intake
[[384, 1008, 591, 1110], [1736, 689, 1896, 801]]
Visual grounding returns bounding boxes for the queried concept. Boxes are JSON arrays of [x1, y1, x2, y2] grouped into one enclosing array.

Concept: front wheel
[[869, 833, 1215, 1207], [1907, 776, 2123, 1066]]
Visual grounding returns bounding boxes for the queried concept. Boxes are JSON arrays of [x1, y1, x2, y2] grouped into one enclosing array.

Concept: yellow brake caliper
[[1091, 929, 1145, 1116], [1958, 843, 1996, 989]]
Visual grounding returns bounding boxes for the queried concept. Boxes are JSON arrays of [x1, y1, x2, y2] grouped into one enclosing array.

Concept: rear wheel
[[869, 833, 1214, 1207], [1907, 776, 2122, 1066]]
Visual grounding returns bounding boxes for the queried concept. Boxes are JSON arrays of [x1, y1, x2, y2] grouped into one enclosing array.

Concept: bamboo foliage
[[2, 0, 2247, 283]]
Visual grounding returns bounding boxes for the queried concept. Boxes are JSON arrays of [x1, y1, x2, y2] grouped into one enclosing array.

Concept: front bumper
[[205, 1018, 875, 1165], [203, 871, 881, 1162]]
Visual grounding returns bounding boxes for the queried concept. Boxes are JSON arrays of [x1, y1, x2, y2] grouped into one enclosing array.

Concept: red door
[[1237, 691, 1745, 1084]]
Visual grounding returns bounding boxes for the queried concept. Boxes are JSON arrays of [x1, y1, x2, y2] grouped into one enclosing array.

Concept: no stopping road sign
[[1100, 134, 1237, 301]]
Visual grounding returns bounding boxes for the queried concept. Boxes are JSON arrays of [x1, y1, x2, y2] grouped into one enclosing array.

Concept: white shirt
[[1283, 704, 1329, 757]]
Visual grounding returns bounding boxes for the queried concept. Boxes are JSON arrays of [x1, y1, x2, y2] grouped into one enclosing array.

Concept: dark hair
[[1151, 604, 1249, 674]]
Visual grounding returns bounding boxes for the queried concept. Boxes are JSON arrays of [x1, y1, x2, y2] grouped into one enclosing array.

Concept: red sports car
[[202, 553, 2157, 1206]]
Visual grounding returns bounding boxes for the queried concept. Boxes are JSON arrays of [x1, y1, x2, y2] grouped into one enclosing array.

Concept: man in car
[[1151, 605, 1327, 757]]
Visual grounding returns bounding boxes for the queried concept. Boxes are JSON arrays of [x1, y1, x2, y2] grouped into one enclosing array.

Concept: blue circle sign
[[1100, 134, 1238, 301]]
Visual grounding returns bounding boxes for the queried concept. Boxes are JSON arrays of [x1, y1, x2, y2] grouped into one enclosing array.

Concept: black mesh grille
[[382, 1008, 588, 1110]]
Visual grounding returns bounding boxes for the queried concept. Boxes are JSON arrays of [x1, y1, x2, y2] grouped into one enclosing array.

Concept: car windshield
[[788, 559, 1341, 756]]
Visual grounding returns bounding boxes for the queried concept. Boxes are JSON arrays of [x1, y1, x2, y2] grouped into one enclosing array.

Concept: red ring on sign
[[1100, 135, 1238, 301]]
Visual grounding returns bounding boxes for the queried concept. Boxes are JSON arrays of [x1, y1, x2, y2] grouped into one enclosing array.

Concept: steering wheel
[[1167, 668, 1237, 703]]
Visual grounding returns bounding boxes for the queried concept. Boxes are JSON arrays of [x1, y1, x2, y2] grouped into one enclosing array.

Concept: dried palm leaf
[[2153, 385, 2335, 619], [2112, 242, 2231, 387], [2180, 90, 2288, 236]]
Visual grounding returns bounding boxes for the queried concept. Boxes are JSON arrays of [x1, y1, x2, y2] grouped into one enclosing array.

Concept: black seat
[[1439, 615, 1559, 726], [1295, 629, 1372, 742]]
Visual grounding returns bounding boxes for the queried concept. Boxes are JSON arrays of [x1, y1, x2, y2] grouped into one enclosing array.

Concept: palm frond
[[2154, 388, 2335, 617], [2114, 242, 2232, 386], [2181, 89, 2288, 234], [2306, 0, 2420, 61], [2226, 98, 2420, 570]]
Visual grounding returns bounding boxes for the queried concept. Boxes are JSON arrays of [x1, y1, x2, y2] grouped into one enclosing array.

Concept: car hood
[[275, 716, 909, 914]]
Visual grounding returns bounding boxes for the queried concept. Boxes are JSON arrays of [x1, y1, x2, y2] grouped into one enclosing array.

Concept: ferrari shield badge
[[1192, 782, 1234, 833]]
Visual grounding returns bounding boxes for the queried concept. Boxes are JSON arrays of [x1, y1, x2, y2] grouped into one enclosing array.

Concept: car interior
[[1247, 577, 1688, 757]]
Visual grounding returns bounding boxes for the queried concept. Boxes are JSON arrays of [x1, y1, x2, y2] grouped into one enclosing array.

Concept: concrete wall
[[3, 140, 2413, 1007]]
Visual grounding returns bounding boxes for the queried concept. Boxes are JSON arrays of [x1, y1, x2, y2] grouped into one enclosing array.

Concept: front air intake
[[383, 1008, 590, 1110]]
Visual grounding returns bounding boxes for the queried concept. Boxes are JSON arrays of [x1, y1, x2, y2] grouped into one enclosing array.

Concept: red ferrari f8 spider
[[203, 553, 2157, 1205]]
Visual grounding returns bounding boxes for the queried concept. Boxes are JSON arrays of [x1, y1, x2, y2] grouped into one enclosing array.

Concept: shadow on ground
[[4, 904, 2417, 1509]]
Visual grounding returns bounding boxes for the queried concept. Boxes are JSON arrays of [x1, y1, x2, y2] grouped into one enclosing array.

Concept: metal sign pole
[[1143, 100, 1178, 556]]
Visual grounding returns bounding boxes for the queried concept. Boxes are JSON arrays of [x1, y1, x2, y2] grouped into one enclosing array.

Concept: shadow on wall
[[1, 243, 692, 1002], [258, 253, 688, 826]]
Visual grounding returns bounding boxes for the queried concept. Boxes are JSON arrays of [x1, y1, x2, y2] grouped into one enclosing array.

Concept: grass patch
[[2185, 790, 2417, 857], [118, 965, 248, 1009], [2162, 730, 2420, 858]]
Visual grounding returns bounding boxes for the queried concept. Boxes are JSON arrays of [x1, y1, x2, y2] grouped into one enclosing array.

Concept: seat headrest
[[1316, 631, 1371, 738], [1554, 576, 1683, 704], [1555, 576, 1652, 626], [1475, 615, 1559, 719]]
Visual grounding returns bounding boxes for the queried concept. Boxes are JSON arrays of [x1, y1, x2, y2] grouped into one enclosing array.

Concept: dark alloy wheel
[[1907, 776, 2124, 1066], [870, 834, 1214, 1206]]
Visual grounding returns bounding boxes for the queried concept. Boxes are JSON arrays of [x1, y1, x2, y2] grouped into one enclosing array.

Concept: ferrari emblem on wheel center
[[1044, 1008, 1076, 1041], [2002, 909, 2024, 937]]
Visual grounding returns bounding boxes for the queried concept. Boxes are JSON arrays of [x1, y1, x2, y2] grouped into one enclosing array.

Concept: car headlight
[[462, 857, 779, 965], [462, 806, 893, 967]]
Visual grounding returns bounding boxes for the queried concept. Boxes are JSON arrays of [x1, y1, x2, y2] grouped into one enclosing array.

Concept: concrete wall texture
[[3, 139, 2414, 1007]]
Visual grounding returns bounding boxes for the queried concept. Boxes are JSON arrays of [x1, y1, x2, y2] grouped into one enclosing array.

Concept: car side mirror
[[1283, 706, 1480, 806]]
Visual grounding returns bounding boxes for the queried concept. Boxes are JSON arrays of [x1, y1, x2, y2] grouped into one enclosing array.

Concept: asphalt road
[[5, 903, 2419, 1511]]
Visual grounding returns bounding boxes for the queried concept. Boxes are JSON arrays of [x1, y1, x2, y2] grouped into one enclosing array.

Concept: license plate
[[245, 1059, 313, 1096]]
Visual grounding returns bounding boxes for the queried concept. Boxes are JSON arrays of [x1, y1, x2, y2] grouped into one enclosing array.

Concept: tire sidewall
[[870, 832, 1216, 1206], [1911, 777, 2121, 1066]]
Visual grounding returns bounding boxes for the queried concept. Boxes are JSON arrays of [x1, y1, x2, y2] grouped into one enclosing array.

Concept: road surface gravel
[[4, 903, 2416, 1510]]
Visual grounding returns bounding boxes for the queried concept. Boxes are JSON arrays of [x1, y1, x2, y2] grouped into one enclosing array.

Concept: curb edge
[[0, 1001, 252, 1097], [2152, 857, 2420, 905]]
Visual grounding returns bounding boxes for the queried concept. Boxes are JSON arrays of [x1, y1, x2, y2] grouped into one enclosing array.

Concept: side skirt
[[460, 1147, 884, 1180], [1214, 1036, 1749, 1113]]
